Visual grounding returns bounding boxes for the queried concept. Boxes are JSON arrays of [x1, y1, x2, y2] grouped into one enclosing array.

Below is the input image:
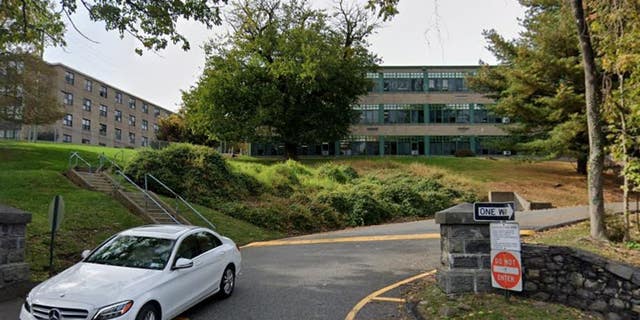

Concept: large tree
[[183, 0, 379, 159], [467, 0, 590, 174], [0, 52, 64, 141], [569, 0, 606, 240], [1, 0, 227, 54]]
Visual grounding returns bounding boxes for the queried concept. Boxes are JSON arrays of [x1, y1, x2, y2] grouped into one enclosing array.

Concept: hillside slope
[[0, 141, 280, 280]]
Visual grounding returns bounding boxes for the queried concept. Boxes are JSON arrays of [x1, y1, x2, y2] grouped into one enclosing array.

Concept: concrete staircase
[[71, 170, 115, 193], [67, 167, 185, 225]]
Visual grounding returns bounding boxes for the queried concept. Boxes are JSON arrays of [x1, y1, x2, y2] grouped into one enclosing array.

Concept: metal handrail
[[145, 173, 216, 230], [115, 170, 180, 224], [97, 153, 123, 172], [68, 152, 93, 172]]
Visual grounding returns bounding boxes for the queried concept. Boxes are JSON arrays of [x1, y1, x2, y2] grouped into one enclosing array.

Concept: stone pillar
[[0, 204, 32, 301], [435, 202, 492, 293]]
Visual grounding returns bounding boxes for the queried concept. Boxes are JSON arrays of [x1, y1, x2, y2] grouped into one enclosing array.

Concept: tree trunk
[[570, 0, 607, 240], [577, 153, 588, 175], [618, 76, 630, 241], [284, 142, 298, 160]]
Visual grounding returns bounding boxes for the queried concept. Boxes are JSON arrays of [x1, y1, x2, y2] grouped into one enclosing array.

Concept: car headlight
[[92, 301, 134, 320], [24, 294, 32, 313]]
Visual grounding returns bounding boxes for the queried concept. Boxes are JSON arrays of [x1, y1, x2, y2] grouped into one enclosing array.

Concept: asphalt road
[[182, 202, 634, 320], [182, 238, 441, 320]]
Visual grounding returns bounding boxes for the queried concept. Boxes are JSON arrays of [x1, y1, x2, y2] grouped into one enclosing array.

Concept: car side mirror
[[81, 250, 91, 259], [173, 258, 193, 270]]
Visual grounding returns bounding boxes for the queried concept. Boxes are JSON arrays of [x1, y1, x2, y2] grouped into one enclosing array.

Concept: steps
[[122, 192, 179, 224], [67, 168, 183, 225], [73, 171, 115, 193]]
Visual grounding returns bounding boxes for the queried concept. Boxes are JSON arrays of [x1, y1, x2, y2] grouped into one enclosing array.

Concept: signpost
[[473, 202, 515, 221], [48, 195, 64, 276], [474, 201, 522, 297]]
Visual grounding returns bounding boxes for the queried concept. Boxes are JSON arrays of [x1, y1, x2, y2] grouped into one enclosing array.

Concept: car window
[[195, 232, 222, 253], [176, 235, 200, 260], [85, 235, 174, 270]]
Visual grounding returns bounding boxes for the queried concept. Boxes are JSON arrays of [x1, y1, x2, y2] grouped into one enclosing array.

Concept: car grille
[[31, 304, 89, 320]]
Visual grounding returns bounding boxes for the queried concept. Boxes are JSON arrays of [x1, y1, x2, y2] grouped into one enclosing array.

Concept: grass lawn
[[0, 141, 280, 281], [526, 214, 640, 266], [407, 274, 597, 319]]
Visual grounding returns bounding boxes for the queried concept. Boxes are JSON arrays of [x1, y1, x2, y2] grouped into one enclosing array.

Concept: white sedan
[[20, 225, 242, 320]]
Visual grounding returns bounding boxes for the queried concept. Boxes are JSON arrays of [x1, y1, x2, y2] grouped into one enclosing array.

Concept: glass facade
[[383, 104, 423, 124]]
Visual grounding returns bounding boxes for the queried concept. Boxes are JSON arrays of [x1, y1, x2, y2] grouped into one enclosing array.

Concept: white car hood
[[31, 262, 161, 306]]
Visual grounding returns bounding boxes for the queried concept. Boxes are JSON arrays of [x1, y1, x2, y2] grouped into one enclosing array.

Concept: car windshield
[[85, 235, 174, 270]]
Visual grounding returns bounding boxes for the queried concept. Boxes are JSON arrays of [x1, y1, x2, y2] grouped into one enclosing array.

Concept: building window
[[82, 138, 91, 144], [382, 72, 424, 92], [153, 123, 158, 133], [115, 128, 122, 140], [100, 85, 108, 98], [82, 98, 92, 111], [154, 107, 160, 117], [115, 92, 123, 104], [82, 118, 91, 131], [142, 136, 148, 147], [99, 123, 107, 136], [85, 79, 92, 92], [141, 120, 148, 131], [63, 114, 73, 127], [142, 103, 149, 114], [129, 115, 136, 127], [99, 105, 108, 117], [382, 104, 424, 124], [62, 91, 73, 105], [64, 71, 74, 85], [128, 98, 136, 110], [129, 132, 135, 144], [114, 109, 122, 122], [63, 134, 72, 143]]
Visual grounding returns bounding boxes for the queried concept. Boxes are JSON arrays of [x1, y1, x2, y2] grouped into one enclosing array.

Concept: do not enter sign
[[491, 250, 522, 291]]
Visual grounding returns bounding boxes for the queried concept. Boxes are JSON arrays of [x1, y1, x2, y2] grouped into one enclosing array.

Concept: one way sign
[[474, 202, 516, 221]]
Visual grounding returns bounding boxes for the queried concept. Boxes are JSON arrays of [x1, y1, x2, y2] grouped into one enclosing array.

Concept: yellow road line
[[370, 297, 406, 303], [344, 269, 437, 320], [520, 229, 536, 236], [240, 230, 536, 249], [240, 233, 441, 249]]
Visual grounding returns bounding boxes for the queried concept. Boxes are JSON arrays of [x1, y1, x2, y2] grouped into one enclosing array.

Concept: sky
[[43, 1, 526, 112]]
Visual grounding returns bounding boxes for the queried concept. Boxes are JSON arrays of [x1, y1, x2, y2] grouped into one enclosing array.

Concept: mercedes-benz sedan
[[20, 225, 241, 320]]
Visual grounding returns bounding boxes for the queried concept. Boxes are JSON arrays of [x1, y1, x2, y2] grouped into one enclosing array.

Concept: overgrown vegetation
[[125, 144, 478, 234]]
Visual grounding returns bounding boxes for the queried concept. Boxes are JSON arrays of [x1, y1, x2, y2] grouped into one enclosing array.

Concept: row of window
[[63, 113, 156, 131], [251, 135, 505, 157], [357, 104, 505, 124], [63, 71, 163, 115], [62, 132, 150, 146], [62, 91, 163, 117]]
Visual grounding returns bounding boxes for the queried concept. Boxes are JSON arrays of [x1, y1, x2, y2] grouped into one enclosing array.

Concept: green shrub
[[316, 163, 358, 183], [124, 143, 258, 202]]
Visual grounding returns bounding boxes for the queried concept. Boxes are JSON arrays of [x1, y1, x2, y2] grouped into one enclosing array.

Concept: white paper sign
[[490, 222, 521, 251]]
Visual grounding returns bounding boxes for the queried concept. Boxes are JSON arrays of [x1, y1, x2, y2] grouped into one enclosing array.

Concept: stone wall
[[435, 203, 493, 294], [521, 243, 640, 320], [0, 204, 32, 301]]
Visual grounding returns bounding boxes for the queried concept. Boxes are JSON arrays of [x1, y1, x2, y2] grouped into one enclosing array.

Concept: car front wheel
[[217, 266, 235, 298], [136, 303, 159, 320]]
